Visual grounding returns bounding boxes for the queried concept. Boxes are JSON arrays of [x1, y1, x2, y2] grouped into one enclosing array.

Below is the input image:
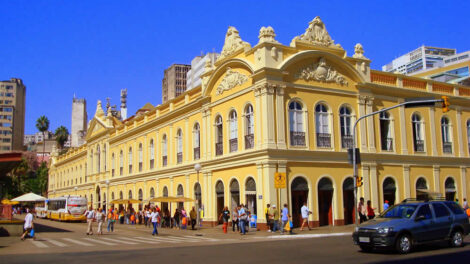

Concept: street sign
[[274, 172, 286, 188]]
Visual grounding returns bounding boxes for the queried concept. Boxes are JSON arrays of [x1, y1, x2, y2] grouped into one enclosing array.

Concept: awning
[[1, 199, 19, 205], [11, 192, 46, 202]]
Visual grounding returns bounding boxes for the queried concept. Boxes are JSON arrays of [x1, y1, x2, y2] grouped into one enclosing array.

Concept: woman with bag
[[219, 206, 230, 233]]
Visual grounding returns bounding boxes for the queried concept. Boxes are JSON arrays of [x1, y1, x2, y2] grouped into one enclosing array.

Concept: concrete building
[[162, 64, 191, 103], [0, 78, 25, 152], [71, 97, 87, 147], [24, 131, 53, 145], [186, 53, 219, 90], [49, 18, 470, 228]]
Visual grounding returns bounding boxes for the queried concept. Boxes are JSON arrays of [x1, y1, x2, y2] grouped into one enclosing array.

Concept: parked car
[[352, 199, 470, 254]]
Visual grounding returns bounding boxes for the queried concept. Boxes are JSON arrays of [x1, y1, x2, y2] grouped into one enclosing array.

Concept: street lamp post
[[105, 180, 110, 211], [352, 97, 446, 226], [194, 163, 201, 228]]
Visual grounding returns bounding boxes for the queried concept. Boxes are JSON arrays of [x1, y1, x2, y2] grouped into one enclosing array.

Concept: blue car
[[352, 199, 470, 254]]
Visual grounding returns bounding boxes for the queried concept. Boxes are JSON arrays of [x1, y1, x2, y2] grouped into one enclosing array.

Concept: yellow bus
[[46, 196, 87, 222]]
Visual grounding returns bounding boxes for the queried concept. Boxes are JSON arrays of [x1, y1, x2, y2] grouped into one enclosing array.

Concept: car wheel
[[449, 230, 464, 247], [396, 234, 412, 254], [359, 245, 373, 252]]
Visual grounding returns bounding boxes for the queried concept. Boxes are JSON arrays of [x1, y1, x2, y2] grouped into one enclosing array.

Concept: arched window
[[111, 153, 115, 177], [215, 115, 223, 155], [128, 147, 133, 174], [244, 104, 254, 149], [103, 145, 107, 171], [150, 187, 155, 198], [97, 145, 100, 173], [177, 129, 183, 164], [119, 150, 123, 175], [177, 184, 184, 196], [339, 106, 353, 148], [163, 186, 168, 197], [445, 177, 456, 201], [138, 143, 143, 171], [90, 150, 93, 173], [289, 101, 305, 146], [149, 139, 155, 169], [441, 117, 452, 154], [416, 177, 428, 200], [162, 134, 168, 166], [138, 189, 143, 201], [380, 111, 393, 151], [315, 103, 330, 148], [412, 113, 424, 152], [119, 191, 123, 199], [111, 192, 115, 200], [245, 177, 257, 215], [128, 190, 132, 199], [229, 110, 238, 152], [193, 123, 200, 160]]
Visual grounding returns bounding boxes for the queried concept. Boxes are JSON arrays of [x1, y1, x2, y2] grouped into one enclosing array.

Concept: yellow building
[[48, 17, 470, 228]]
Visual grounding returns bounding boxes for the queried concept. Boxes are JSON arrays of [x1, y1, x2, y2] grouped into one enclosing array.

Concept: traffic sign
[[274, 172, 286, 188]]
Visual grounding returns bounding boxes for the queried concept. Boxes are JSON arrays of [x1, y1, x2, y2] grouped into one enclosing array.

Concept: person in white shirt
[[150, 208, 159, 236], [20, 208, 34, 240], [300, 202, 312, 231], [85, 207, 95, 235], [95, 208, 104, 235]]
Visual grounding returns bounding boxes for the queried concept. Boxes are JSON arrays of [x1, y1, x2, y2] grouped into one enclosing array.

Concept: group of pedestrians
[[219, 204, 250, 235], [84, 207, 107, 235]]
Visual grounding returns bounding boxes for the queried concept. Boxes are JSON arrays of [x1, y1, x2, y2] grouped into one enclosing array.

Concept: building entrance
[[291, 177, 308, 228], [216, 181, 224, 224], [342, 177, 354, 225], [318, 178, 333, 226]]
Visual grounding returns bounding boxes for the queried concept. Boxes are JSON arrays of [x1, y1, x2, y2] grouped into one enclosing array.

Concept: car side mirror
[[415, 215, 425, 221]]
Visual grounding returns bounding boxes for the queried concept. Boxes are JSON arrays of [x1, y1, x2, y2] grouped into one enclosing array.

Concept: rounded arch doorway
[[230, 179, 240, 210], [318, 178, 334, 226], [215, 181, 224, 224], [342, 177, 354, 225], [416, 178, 428, 200], [291, 177, 309, 228], [383, 178, 396, 206], [445, 178, 456, 201]]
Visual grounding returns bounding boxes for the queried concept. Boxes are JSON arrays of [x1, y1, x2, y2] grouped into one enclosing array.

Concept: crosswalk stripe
[[46, 239, 68, 247], [135, 236, 179, 243], [31, 240, 49, 248], [100, 237, 138, 245], [83, 238, 117, 246], [118, 237, 159, 244], [183, 235, 219, 241], [62, 238, 93, 246]]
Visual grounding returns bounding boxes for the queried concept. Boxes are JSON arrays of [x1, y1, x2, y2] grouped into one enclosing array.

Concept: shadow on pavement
[[371, 249, 470, 263], [34, 223, 72, 233]]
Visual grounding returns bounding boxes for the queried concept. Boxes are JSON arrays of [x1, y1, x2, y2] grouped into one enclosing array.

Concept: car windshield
[[379, 204, 417, 219]]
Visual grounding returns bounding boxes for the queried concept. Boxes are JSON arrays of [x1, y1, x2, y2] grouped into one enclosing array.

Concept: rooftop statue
[[218, 26, 250, 61], [291, 16, 342, 48]]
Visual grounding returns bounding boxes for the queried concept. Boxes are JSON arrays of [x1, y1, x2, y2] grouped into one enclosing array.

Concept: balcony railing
[[216, 142, 223, 156], [341, 135, 353, 149], [112, 169, 115, 177], [162, 156, 167, 166], [194, 147, 200, 160], [290, 131, 305, 146], [245, 134, 254, 149], [150, 159, 154, 169], [381, 138, 393, 151], [443, 142, 452, 154], [414, 140, 425, 152], [230, 138, 238, 152], [177, 152, 183, 164], [316, 133, 331, 148]]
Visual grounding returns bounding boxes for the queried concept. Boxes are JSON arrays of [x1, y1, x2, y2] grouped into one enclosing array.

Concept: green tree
[[54, 125, 69, 150], [37, 162, 49, 196], [36, 115, 50, 162]]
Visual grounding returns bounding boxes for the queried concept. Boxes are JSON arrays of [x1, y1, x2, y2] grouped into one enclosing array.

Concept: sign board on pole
[[274, 172, 286, 188]]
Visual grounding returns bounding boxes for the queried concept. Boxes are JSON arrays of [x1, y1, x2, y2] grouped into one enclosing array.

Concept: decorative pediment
[[217, 26, 250, 61], [295, 57, 348, 86], [95, 100, 105, 119], [216, 67, 248, 95], [291, 16, 342, 49]]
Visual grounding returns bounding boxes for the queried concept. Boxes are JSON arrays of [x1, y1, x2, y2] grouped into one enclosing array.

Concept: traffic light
[[356, 176, 363, 187], [442, 96, 450, 113]]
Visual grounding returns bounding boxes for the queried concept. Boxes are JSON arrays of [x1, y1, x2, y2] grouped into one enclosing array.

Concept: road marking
[[183, 235, 219, 242], [255, 232, 351, 239], [31, 240, 49, 248], [62, 238, 93, 246], [135, 236, 179, 243], [100, 237, 138, 244], [172, 236, 209, 242], [118, 237, 159, 244], [46, 239, 68, 247], [83, 238, 117, 246]]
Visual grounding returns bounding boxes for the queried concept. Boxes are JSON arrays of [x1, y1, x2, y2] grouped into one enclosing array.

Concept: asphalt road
[[1, 218, 469, 264]]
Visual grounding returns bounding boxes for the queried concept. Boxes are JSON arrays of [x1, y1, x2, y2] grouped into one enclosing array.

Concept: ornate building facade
[[48, 17, 470, 228]]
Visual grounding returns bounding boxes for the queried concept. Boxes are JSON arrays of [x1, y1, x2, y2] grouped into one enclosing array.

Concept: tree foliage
[[54, 125, 69, 149]]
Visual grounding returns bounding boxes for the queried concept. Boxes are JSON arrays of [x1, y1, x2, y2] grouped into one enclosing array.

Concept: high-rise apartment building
[[0, 78, 25, 152], [161, 64, 191, 103], [71, 97, 87, 147], [186, 53, 219, 90]]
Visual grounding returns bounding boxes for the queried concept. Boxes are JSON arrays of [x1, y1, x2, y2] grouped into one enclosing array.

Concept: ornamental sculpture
[[291, 16, 342, 48], [258, 26, 279, 44], [295, 57, 348, 86], [218, 26, 250, 61], [353, 43, 368, 59], [216, 67, 248, 95]]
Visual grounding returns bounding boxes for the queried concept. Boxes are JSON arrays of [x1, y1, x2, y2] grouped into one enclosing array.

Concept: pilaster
[[366, 97, 376, 152], [254, 86, 262, 149], [169, 125, 173, 165], [275, 85, 287, 149], [185, 117, 189, 162], [433, 165, 440, 192], [260, 83, 277, 149], [369, 163, 378, 210], [460, 167, 467, 201], [398, 99, 408, 154], [429, 108, 437, 156], [403, 165, 411, 199], [361, 164, 370, 201], [357, 96, 367, 152], [456, 107, 464, 157]]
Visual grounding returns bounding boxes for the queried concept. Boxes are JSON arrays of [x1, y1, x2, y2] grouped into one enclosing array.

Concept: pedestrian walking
[[144, 208, 150, 227], [20, 208, 34, 241], [219, 206, 230, 234], [358, 197, 367, 223], [190, 207, 197, 230], [271, 204, 280, 232], [238, 204, 248, 235], [96, 208, 104, 235], [85, 207, 95, 235], [265, 204, 271, 232], [232, 207, 239, 232], [107, 208, 115, 232], [463, 198, 468, 210], [150, 208, 159, 236], [383, 200, 390, 211], [181, 207, 188, 230], [281, 204, 292, 235], [300, 202, 312, 231], [366, 200, 376, 220], [173, 209, 181, 229]]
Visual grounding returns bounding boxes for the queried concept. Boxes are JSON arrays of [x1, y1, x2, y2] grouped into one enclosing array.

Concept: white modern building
[[186, 52, 219, 90]]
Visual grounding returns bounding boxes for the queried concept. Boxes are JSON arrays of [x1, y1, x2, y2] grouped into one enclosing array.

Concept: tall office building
[[71, 97, 87, 147], [0, 78, 25, 152], [186, 53, 219, 90], [161, 64, 191, 103]]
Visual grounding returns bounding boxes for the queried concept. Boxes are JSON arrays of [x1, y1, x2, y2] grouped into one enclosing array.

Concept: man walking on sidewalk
[[300, 202, 312, 231], [281, 204, 292, 235], [190, 206, 197, 230], [150, 208, 159, 236], [85, 207, 95, 235], [20, 208, 34, 241]]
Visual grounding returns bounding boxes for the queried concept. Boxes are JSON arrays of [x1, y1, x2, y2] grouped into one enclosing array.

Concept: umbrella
[[109, 199, 125, 204], [11, 192, 46, 202], [1, 199, 19, 205], [148, 196, 178, 203]]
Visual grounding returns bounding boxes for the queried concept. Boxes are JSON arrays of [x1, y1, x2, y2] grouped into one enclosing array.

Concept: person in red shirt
[[366, 200, 376, 220]]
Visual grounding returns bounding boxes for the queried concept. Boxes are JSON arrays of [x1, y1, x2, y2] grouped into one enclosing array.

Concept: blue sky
[[1, 0, 469, 134]]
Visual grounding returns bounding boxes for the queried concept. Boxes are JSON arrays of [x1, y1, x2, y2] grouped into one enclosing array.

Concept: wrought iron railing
[[230, 138, 238, 152], [290, 131, 305, 146], [216, 142, 223, 156], [341, 135, 353, 149], [245, 134, 254, 149], [316, 133, 331, 148], [194, 147, 200, 160], [177, 152, 183, 163], [414, 140, 424, 152], [443, 142, 452, 154]]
